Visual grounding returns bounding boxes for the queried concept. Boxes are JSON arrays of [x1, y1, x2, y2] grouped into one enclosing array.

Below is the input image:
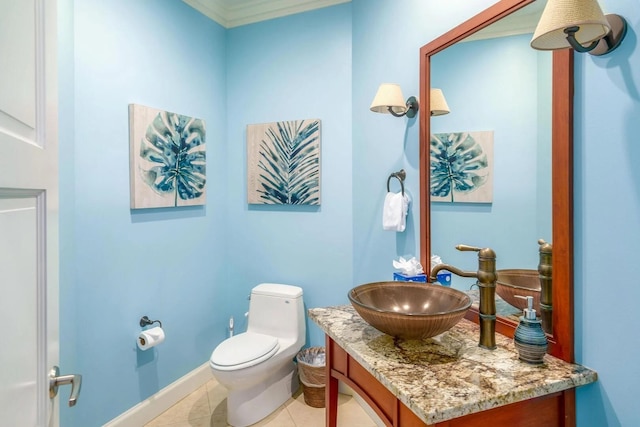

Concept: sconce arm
[[563, 15, 628, 56], [387, 106, 406, 117], [387, 96, 419, 118], [563, 27, 599, 53]]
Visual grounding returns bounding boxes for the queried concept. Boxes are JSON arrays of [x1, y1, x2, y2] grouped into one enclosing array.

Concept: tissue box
[[392, 272, 451, 285], [393, 272, 427, 283], [436, 272, 452, 286]]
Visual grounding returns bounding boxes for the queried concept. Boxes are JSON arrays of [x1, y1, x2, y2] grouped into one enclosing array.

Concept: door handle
[[49, 366, 82, 407]]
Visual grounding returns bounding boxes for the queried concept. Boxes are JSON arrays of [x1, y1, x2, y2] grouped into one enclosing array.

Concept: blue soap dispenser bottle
[[513, 295, 547, 364]]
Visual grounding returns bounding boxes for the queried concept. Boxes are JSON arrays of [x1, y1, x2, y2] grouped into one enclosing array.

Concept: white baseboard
[[103, 362, 213, 427]]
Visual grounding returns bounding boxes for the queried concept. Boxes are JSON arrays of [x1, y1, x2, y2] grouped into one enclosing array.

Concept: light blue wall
[[58, 0, 640, 425], [224, 4, 353, 347], [58, 1, 227, 425], [351, 0, 497, 286], [574, 0, 640, 426]]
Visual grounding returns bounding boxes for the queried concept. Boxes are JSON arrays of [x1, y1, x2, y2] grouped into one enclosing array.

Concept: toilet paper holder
[[140, 316, 162, 328]]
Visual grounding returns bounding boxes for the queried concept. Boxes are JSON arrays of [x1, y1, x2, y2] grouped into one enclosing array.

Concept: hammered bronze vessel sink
[[348, 282, 472, 340], [495, 269, 541, 312]]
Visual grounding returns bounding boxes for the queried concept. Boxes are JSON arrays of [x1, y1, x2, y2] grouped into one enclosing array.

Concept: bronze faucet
[[537, 239, 553, 333], [429, 244, 497, 350]]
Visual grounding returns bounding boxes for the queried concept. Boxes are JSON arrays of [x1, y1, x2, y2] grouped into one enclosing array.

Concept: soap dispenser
[[513, 295, 547, 364]]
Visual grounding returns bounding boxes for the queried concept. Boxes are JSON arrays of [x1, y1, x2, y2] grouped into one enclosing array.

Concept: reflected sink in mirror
[[495, 269, 540, 313], [348, 282, 472, 340]]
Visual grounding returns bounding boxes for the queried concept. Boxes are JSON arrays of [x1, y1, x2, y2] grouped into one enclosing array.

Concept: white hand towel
[[383, 192, 410, 232]]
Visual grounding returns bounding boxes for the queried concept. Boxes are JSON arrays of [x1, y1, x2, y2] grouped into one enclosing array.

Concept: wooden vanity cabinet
[[325, 336, 575, 427]]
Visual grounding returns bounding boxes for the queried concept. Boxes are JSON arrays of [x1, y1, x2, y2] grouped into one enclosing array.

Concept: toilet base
[[226, 361, 299, 427]]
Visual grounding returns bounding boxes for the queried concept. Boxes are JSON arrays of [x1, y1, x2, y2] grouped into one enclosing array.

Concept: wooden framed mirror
[[419, 0, 574, 362]]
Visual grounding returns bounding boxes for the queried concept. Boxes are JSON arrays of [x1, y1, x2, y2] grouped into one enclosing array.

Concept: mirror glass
[[429, 1, 549, 321], [421, 0, 574, 361]]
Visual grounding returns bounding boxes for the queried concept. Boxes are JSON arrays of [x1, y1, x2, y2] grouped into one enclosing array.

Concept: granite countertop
[[308, 305, 597, 425]]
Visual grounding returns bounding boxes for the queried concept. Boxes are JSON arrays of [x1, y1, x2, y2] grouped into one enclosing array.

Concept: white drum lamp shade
[[370, 84, 408, 115]]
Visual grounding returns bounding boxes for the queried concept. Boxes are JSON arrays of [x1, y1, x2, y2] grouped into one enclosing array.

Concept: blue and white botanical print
[[247, 119, 321, 205], [129, 104, 206, 209], [430, 131, 493, 203]]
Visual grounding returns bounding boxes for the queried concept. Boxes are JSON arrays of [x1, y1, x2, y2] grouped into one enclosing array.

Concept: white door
[[0, 1, 75, 426]]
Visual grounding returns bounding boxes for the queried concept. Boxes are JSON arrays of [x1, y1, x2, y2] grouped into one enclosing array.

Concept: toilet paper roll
[[137, 326, 165, 351]]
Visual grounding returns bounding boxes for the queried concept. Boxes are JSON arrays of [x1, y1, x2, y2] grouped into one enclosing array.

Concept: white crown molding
[[464, 1, 545, 42], [183, 0, 351, 28], [183, 0, 229, 27]]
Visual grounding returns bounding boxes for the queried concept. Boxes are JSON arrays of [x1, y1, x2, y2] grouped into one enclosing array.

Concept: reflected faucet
[[538, 239, 553, 334], [429, 244, 497, 350]]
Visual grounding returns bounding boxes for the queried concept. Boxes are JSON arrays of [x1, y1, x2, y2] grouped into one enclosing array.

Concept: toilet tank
[[247, 283, 305, 341]]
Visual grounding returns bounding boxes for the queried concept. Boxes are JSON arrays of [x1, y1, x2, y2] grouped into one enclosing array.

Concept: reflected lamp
[[430, 88, 450, 117]]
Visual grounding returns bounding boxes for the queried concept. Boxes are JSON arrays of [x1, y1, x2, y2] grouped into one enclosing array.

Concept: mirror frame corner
[[419, 0, 574, 362]]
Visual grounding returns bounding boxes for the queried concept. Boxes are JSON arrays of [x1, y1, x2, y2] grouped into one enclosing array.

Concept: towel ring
[[387, 169, 406, 195]]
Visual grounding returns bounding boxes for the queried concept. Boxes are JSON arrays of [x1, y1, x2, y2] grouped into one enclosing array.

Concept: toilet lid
[[210, 332, 279, 371]]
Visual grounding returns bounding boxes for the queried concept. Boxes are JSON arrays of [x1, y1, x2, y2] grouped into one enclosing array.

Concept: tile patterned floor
[[144, 378, 377, 427]]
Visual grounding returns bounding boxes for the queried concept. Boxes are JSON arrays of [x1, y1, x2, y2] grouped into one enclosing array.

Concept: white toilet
[[210, 283, 306, 427]]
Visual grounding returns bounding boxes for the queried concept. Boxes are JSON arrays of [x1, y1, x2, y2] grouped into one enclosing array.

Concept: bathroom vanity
[[309, 305, 596, 427]]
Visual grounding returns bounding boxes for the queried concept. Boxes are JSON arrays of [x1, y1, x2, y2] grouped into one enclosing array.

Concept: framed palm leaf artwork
[[430, 130, 493, 203], [129, 104, 206, 209], [247, 119, 321, 205]]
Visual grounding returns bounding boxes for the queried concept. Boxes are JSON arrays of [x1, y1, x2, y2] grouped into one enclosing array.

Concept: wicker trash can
[[296, 346, 326, 408]]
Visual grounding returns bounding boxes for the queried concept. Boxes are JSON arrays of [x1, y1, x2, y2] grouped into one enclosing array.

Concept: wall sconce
[[530, 0, 627, 56], [370, 84, 451, 118], [370, 83, 419, 118], [430, 88, 450, 117]]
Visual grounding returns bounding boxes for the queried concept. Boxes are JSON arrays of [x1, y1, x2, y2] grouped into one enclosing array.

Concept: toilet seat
[[210, 332, 280, 371]]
